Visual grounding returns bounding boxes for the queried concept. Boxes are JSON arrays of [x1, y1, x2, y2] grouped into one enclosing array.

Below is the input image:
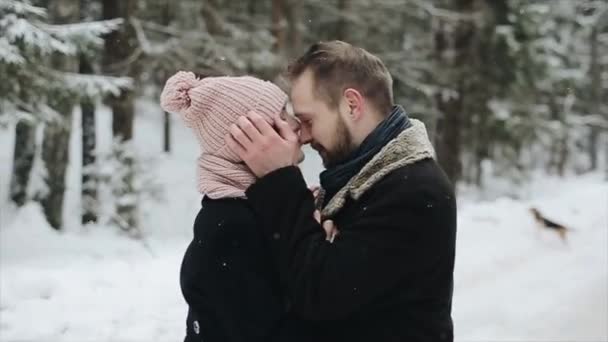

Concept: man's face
[[290, 69, 355, 168]]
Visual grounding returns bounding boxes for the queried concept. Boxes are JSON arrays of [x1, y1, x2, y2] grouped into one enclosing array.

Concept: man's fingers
[[314, 210, 321, 223], [309, 185, 320, 199], [322, 220, 339, 243], [329, 229, 339, 243], [229, 124, 253, 149], [225, 133, 247, 158], [309, 185, 320, 193], [236, 116, 262, 143], [274, 116, 298, 142], [248, 111, 277, 137], [323, 220, 337, 242]]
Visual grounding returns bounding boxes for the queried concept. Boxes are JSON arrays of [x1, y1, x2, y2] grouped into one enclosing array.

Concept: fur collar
[[320, 119, 435, 217]]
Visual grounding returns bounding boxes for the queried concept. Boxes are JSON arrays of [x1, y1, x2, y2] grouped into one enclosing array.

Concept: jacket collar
[[320, 119, 435, 217]]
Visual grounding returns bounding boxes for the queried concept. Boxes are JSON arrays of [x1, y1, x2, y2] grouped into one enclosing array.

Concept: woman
[[160, 72, 302, 342]]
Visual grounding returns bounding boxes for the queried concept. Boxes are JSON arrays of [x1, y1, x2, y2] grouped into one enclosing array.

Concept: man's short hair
[[287, 40, 394, 116]]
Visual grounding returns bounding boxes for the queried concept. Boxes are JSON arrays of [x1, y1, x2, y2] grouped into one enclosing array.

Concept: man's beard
[[312, 116, 355, 169]]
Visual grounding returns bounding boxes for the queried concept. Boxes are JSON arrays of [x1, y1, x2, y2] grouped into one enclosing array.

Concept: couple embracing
[[160, 40, 456, 342]]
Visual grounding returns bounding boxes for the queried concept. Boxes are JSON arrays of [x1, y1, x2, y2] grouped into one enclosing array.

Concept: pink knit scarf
[[196, 152, 256, 199]]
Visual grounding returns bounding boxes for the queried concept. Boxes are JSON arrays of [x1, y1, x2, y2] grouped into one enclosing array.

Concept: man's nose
[[299, 126, 312, 144]]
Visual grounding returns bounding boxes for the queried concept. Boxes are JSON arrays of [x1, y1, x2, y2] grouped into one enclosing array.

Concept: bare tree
[[40, 0, 80, 229], [272, 0, 288, 58], [432, 0, 478, 184], [200, 0, 224, 36], [335, 0, 350, 41], [103, 0, 139, 231], [285, 0, 302, 59], [162, 0, 172, 153], [589, 25, 601, 170]]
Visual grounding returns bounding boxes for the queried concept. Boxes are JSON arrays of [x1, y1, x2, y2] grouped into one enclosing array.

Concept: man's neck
[[352, 114, 384, 147]]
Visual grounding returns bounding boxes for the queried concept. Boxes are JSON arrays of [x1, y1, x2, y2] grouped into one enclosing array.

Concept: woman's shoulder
[[193, 197, 264, 247], [198, 196, 257, 226]]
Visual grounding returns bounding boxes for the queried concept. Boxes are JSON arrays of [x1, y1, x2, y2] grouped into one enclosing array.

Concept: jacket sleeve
[[246, 166, 453, 321]]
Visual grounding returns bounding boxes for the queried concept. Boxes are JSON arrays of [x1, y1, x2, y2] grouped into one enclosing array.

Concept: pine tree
[[0, 0, 131, 227]]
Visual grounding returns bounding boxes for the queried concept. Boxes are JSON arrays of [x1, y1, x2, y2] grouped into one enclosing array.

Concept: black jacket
[[246, 120, 457, 342], [179, 197, 284, 342]]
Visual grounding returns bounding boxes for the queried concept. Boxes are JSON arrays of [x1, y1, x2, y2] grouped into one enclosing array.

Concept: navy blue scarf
[[320, 105, 412, 207]]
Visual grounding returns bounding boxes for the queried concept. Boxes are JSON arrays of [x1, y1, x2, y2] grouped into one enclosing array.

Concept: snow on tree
[[2, 0, 131, 229], [0, 0, 131, 124]]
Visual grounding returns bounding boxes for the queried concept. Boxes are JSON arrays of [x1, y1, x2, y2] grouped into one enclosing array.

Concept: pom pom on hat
[[160, 71, 200, 113]]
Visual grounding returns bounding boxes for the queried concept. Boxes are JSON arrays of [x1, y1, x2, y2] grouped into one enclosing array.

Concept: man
[[226, 41, 456, 342]]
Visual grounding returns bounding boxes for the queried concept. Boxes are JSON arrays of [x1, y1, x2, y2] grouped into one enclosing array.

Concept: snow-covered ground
[[1, 105, 606, 341]]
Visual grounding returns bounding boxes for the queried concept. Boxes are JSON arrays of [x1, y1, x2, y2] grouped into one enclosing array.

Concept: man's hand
[[226, 111, 301, 178], [314, 210, 339, 243], [309, 185, 320, 200]]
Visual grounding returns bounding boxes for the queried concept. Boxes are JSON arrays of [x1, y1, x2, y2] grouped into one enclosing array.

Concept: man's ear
[[343, 88, 364, 120]]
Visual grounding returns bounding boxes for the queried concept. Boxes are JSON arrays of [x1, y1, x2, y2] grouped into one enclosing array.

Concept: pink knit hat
[[160, 71, 288, 199]]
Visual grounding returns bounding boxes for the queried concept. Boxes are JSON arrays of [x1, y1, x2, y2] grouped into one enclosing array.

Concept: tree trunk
[[162, 0, 171, 153], [472, 0, 505, 187], [163, 111, 171, 153], [605, 137, 608, 181], [435, 89, 464, 184], [10, 120, 36, 207], [285, 0, 301, 59], [271, 0, 288, 58], [557, 124, 569, 177], [246, 0, 257, 73], [80, 54, 97, 224], [41, 111, 72, 230], [200, 0, 223, 35], [103, 0, 138, 231], [545, 95, 560, 174], [40, 0, 80, 230], [110, 89, 135, 141], [432, 0, 477, 184], [102, 0, 136, 142], [335, 0, 349, 41], [589, 26, 600, 171]]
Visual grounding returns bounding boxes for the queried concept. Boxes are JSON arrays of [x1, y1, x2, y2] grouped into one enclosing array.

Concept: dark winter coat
[[246, 119, 457, 342], [180, 197, 284, 342]]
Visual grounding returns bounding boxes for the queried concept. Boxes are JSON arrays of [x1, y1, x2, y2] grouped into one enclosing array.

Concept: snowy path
[[1, 175, 605, 342], [453, 176, 608, 341]]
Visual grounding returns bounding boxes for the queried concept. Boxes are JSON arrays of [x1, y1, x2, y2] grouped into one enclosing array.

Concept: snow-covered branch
[[0, 0, 45, 17], [407, 0, 482, 22], [130, 17, 180, 56], [39, 19, 123, 48], [56, 71, 133, 98], [0, 36, 24, 64], [1, 15, 76, 55]]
